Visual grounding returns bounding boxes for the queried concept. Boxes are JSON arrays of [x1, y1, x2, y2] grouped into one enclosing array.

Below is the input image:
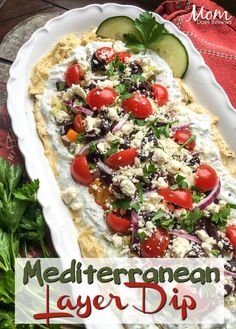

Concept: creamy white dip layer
[[38, 40, 236, 255]]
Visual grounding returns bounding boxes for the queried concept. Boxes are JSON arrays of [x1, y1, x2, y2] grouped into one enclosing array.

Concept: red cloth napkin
[[156, 0, 236, 109]]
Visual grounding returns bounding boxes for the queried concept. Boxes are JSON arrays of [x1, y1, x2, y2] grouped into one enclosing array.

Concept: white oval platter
[[7, 3, 236, 264]]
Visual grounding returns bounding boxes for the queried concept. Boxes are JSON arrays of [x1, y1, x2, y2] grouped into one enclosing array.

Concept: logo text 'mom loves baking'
[[186, 5, 232, 24]]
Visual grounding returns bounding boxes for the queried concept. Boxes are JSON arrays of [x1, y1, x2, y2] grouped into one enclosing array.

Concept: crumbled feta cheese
[[171, 237, 191, 257], [152, 149, 169, 164], [159, 137, 179, 155], [120, 179, 136, 197], [152, 177, 168, 189], [111, 234, 123, 247], [130, 131, 144, 148], [201, 237, 216, 253], [121, 121, 134, 135], [84, 116, 101, 132], [196, 229, 209, 242], [177, 165, 194, 186], [70, 200, 82, 211], [71, 85, 87, 100], [106, 132, 121, 144], [167, 160, 182, 175], [55, 110, 71, 123], [61, 187, 78, 205], [108, 107, 119, 121], [97, 142, 110, 154]]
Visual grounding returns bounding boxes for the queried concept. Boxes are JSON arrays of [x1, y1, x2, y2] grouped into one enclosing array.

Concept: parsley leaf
[[108, 56, 126, 78], [137, 231, 147, 242], [132, 202, 141, 212], [143, 163, 157, 176], [170, 175, 189, 190], [115, 84, 132, 101], [13, 179, 39, 202], [89, 142, 97, 153], [151, 209, 175, 230], [131, 74, 146, 82], [112, 198, 131, 210], [211, 203, 235, 228], [76, 133, 85, 143], [124, 12, 167, 52], [151, 124, 170, 139], [104, 141, 120, 158], [181, 208, 203, 233]]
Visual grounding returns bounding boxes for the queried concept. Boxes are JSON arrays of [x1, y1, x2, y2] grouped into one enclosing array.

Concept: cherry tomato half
[[71, 155, 93, 186], [152, 84, 168, 106], [86, 87, 117, 110], [95, 47, 114, 62], [122, 93, 153, 119], [226, 225, 236, 249], [140, 228, 169, 258], [65, 64, 83, 87], [105, 148, 137, 169], [73, 113, 84, 133], [173, 129, 196, 150], [195, 164, 218, 192], [106, 213, 131, 235], [110, 51, 131, 63], [159, 188, 193, 209]]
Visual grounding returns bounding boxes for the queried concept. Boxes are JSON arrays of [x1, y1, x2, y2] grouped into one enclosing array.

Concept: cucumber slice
[[96, 16, 140, 41], [150, 34, 189, 78]]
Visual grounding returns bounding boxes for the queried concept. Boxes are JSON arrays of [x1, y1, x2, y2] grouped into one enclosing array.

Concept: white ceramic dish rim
[[6, 5, 236, 326]]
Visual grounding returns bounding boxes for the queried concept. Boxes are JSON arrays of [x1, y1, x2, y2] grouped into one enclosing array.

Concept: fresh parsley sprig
[[124, 12, 168, 52]]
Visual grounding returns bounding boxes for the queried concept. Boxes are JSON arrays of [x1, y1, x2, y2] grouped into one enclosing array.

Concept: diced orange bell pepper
[[66, 128, 78, 142]]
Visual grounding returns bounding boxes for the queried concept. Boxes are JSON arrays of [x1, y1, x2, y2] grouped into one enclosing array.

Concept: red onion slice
[[63, 99, 73, 107], [224, 270, 236, 279], [131, 210, 139, 249], [112, 114, 129, 132], [73, 105, 93, 116], [97, 160, 113, 175], [172, 123, 194, 131], [195, 180, 221, 210], [169, 230, 201, 244]]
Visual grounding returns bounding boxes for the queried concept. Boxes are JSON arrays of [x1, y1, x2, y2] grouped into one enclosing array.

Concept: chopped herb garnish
[[137, 231, 148, 242], [89, 142, 97, 153], [112, 198, 131, 210], [56, 81, 66, 92], [131, 74, 146, 82], [124, 12, 167, 52], [115, 84, 132, 101], [211, 203, 235, 228], [134, 118, 147, 126], [107, 56, 126, 78], [191, 189, 205, 203], [181, 208, 203, 233], [151, 209, 164, 223], [143, 163, 157, 176], [151, 209, 174, 230], [104, 141, 120, 158], [211, 249, 220, 257], [170, 175, 189, 190], [151, 124, 170, 139], [132, 202, 141, 212], [88, 162, 96, 170], [76, 133, 85, 143], [178, 134, 196, 150], [160, 218, 175, 230]]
